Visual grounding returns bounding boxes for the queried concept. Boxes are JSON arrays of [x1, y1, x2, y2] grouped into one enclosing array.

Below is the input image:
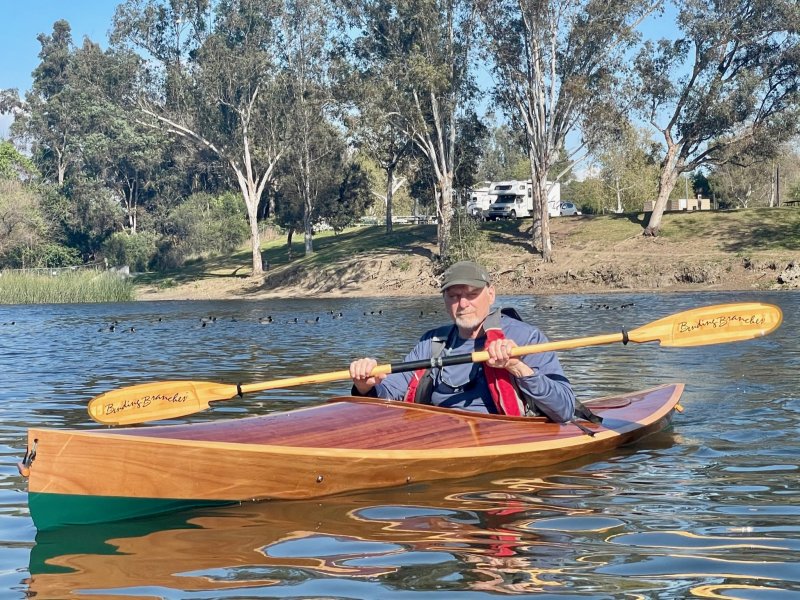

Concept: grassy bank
[[151, 208, 800, 273], [0, 270, 135, 304], [133, 206, 800, 298]]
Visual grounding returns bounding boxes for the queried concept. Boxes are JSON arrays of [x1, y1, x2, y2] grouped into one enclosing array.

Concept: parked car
[[559, 201, 581, 216]]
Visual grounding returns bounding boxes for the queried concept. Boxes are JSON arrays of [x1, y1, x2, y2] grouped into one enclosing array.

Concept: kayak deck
[[23, 383, 684, 529], [104, 385, 674, 450]]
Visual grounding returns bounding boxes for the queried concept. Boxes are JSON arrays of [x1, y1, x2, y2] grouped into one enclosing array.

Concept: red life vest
[[403, 309, 526, 416]]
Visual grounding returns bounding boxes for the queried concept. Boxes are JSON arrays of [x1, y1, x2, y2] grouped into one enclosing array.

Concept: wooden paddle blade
[[628, 302, 782, 347], [88, 380, 240, 426]]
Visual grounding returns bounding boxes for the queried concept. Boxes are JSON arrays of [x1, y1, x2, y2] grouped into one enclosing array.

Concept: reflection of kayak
[[21, 383, 683, 530], [25, 478, 629, 596]]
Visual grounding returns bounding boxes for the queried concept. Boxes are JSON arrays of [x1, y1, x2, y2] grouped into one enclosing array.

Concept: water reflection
[[25, 471, 628, 597], [2, 291, 799, 597]]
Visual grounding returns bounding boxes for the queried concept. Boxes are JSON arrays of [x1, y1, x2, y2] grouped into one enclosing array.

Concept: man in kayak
[[349, 261, 576, 422]]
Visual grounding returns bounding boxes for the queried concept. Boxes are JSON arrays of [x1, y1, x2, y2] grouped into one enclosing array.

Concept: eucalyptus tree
[[347, 85, 412, 234], [479, 0, 654, 261], [632, 0, 800, 236], [279, 0, 341, 254], [706, 143, 800, 208], [274, 123, 372, 248], [596, 125, 661, 213], [0, 180, 48, 267], [10, 20, 84, 186], [476, 122, 529, 182], [345, 0, 480, 260], [112, 0, 292, 275], [67, 38, 171, 234]]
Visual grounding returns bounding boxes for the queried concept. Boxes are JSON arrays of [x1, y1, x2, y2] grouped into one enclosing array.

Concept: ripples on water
[[1, 291, 799, 598]]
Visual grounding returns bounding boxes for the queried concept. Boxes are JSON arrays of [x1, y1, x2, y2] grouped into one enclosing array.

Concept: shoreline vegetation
[[134, 208, 800, 302], [0, 270, 135, 304], [2, 208, 798, 305]]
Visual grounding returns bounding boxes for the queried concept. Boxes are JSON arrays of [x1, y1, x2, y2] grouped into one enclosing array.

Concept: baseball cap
[[440, 261, 491, 291]]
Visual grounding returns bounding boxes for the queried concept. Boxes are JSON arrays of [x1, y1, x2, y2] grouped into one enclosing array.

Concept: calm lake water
[[1, 291, 798, 598]]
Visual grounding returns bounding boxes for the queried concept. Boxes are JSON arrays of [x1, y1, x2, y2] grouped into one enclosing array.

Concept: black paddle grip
[[389, 352, 474, 374]]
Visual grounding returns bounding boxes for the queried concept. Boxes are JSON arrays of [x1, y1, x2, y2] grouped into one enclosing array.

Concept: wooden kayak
[[21, 383, 683, 530]]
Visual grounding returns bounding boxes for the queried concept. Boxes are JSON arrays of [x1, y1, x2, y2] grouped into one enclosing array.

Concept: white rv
[[466, 183, 492, 217], [485, 180, 561, 219]]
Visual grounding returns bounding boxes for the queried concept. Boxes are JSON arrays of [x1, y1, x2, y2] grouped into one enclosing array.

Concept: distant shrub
[[448, 207, 488, 263], [5, 243, 83, 269], [154, 192, 250, 269], [102, 231, 158, 272]]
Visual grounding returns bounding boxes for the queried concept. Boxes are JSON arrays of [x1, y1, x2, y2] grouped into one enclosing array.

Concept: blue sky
[[1, 1, 679, 141], [1, 0, 118, 92], [1, 0, 119, 136]]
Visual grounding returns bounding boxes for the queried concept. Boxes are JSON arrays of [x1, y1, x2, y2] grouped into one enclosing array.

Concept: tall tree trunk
[[233, 165, 266, 276], [529, 148, 542, 254], [437, 176, 453, 260], [540, 182, 552, 262], [56, 147, 66, 187], [644, 144, 681, 237], [385, 167, 394, 234], [304, 201, 314, 255]]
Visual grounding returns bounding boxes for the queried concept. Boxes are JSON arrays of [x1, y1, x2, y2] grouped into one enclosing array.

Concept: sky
[[0, 1, 679, 144], [0, 0, 120, 136]]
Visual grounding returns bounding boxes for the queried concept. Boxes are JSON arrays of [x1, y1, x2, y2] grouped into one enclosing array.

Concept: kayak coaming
[[24, 383, 683, 529]]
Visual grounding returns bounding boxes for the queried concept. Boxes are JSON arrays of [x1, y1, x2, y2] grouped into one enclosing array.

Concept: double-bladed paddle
[[87, 302, 782, 426]]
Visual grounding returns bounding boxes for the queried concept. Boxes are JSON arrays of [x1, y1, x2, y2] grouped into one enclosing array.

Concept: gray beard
[[455, 314, 484, 333]]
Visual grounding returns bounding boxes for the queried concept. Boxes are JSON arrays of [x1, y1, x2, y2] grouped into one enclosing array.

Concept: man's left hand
[[485, 339, 534, 378]]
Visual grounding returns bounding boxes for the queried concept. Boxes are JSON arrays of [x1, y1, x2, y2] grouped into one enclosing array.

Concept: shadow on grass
[[665, 208, 800, 252], [482, 219, 535, 252], [135, 225, 439, 289]]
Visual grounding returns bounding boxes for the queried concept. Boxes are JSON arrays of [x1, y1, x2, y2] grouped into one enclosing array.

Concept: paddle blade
[[628, 302, 782, 347], [88, 380, 240, 426]]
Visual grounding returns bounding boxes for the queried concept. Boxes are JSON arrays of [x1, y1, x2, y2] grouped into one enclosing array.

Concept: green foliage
[[102, 231, 159, 271], [632, 0, 800, 232], [9, 243, 82, 269], [0, 270, 134, 304], [319, 163, 375, 232], [0, 180, 49, 268], [154, 192, 249, 270], [448, 208, 488, 263], [0, 141, 36, 180], [593, 125, 662, 213], [54, 178, 125, 259], [476, 124, 528, 182], [790, 182, 800, 202], [453, 112, 489, 191], [562, 177, 609, 215]]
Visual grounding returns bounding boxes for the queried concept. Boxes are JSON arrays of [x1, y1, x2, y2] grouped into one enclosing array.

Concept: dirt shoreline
[[136, 244, 800, 302]]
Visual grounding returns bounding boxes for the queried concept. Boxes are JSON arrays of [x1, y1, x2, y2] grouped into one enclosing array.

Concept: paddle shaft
[[238, 332, 624, 395], [88, 302, 782, 425]]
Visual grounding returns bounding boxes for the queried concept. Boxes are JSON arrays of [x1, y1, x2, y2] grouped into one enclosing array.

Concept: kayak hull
[[23, 383, 683, 529]]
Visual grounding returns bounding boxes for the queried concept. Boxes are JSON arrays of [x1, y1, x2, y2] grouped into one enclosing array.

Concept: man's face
[[443, 284, 496, 334]]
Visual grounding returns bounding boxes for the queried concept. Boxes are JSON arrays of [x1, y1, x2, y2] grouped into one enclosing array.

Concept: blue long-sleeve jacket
[[372, 314, 576, 423]]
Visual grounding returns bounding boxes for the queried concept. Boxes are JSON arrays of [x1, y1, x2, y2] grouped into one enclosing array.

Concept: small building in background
[[643, 196, 712, 212]]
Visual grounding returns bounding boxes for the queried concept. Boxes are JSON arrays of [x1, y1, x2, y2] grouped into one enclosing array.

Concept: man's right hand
[[349, 357, 385, 394]]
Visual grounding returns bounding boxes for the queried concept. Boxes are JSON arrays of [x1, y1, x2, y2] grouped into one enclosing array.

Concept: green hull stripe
[[29, 492, 234, 531]]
